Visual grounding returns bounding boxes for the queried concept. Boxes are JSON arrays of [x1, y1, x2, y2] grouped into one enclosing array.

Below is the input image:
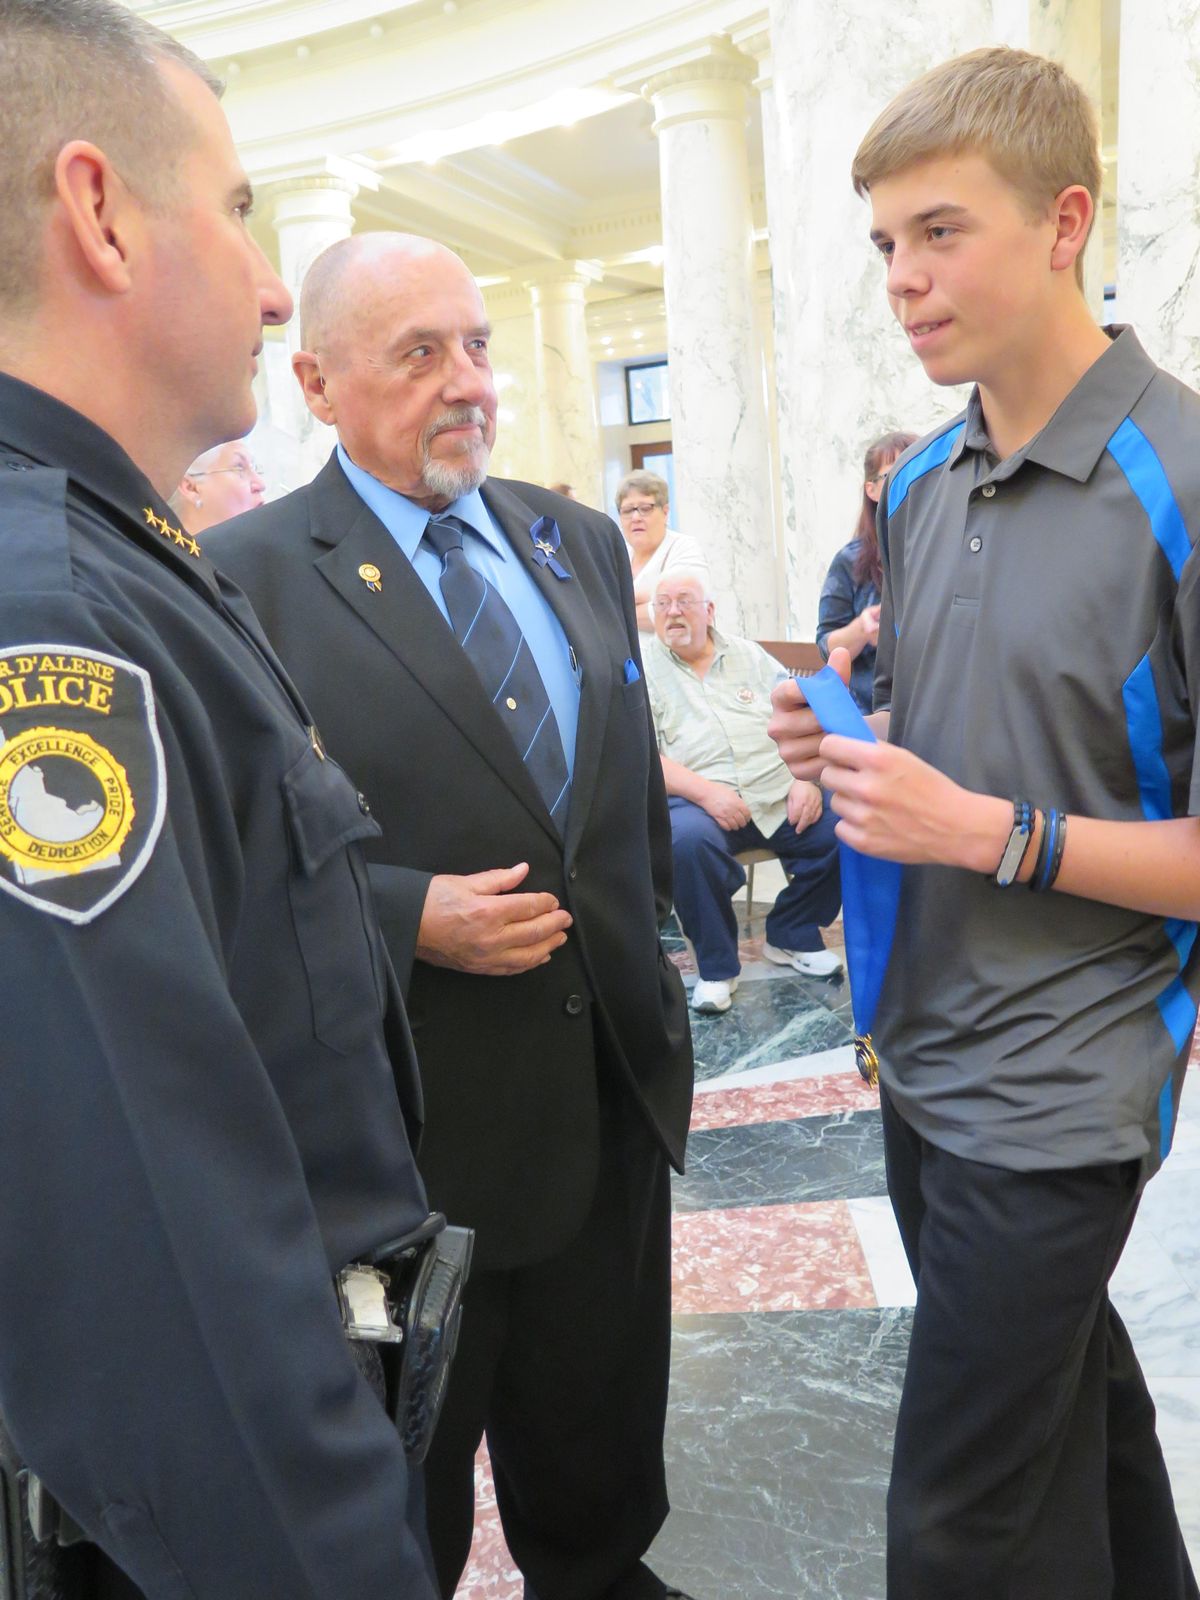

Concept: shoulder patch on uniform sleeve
[[0, 644, 166, 924]]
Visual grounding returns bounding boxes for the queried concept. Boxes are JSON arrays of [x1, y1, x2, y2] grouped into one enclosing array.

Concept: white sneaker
[[762, 942, 844, 978], [692, 976, 739, 1013]]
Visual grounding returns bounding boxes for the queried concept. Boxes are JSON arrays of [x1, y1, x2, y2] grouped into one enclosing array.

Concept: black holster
[[366, 1214, 474, 1464], [0, 1412, 88, 1600], [0, 1214, 474, 1599]]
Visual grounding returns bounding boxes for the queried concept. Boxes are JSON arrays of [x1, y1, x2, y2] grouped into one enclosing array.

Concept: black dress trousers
[[880, 1086, 1198, 1600], [423, 1053, 673, 1600]]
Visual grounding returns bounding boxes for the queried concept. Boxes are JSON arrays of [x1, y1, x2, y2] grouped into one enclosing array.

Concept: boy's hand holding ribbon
[[768, 648, 1011, 873]]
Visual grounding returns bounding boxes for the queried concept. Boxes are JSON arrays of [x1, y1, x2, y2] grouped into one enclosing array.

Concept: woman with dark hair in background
[[816, 428, 917, 712]]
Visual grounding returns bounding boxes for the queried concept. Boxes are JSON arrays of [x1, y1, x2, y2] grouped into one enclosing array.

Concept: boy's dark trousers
[[881, 1087, 1198, 1600]]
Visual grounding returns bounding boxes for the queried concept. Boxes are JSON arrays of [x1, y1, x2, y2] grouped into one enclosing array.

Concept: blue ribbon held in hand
[[529, 516, 571, 580], [799, 666, 902, 1088]]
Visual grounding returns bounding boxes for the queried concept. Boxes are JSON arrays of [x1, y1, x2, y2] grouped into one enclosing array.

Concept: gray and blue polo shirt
[[873, 326, 1200, 1178]]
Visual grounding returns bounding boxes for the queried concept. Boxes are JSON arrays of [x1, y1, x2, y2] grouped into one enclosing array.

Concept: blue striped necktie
[[422, 513, 570, 833]]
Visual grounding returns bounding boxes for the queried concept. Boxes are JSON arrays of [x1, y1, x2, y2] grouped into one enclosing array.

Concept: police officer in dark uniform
[[0, 3, 441, 1595]]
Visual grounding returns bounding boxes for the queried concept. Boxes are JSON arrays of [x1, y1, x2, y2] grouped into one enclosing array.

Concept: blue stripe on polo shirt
[[887, 421, 966, 517], [1158, 1078, 1178, 1163], [1120, 635, 1197, 1148], [1121, 653, 1173, 823], [1107, 416, 1191, 580]]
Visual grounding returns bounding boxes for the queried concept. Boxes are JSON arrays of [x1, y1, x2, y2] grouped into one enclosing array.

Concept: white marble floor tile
[[1111, 1220, 1200, 1378], [1145, 1376, 1200, 1567], [1136, 1166, 1200, 1298], [694, 1044, 858, 1095], [846, 1195, 916, 1309], [1164, 1108, 1200, 1170]]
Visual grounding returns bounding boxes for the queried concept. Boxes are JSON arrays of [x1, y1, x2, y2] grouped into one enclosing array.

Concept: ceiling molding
[[200, 0, 766, 175]]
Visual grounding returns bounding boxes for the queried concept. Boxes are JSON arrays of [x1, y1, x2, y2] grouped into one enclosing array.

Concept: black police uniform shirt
[[0, 373, 436, 1600]]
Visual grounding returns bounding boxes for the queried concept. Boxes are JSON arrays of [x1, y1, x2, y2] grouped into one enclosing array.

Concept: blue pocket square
[[623, 658, 641, 685]]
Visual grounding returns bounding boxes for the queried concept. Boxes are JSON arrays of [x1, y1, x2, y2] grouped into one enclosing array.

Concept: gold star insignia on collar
[[142, 506, 202, 559]]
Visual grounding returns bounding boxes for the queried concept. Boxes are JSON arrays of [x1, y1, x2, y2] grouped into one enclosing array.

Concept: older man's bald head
[[299, 232, 471, 362]]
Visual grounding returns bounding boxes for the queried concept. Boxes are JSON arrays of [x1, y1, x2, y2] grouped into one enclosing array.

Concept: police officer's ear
[[293, 350, 337, 426], [52, 142, 139, 295]]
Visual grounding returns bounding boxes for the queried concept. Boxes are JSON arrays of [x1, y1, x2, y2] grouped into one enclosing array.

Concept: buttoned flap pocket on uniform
[[282, 747, 386, 1055]]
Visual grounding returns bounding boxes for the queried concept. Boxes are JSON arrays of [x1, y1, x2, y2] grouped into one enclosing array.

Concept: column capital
[[730, 17, 772, 91], [520, 259, 605, 295], [262, 174, 359, 232], [642, 41, 757, 133]]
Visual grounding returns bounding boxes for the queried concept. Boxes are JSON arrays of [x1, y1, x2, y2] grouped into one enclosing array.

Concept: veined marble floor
[[455, 876, 1200, 1600]]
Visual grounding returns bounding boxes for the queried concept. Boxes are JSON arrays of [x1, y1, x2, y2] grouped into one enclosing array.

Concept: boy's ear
[[1048, 183, 1095, 275]]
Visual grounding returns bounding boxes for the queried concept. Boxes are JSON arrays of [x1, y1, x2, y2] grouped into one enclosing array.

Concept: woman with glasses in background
[[616, 468, 711, 632], [816, 428, 916, 713], [173, 439, 267, 536]]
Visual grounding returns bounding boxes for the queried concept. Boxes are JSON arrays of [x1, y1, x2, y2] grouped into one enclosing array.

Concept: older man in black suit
[[207, 233, 695, 1600]]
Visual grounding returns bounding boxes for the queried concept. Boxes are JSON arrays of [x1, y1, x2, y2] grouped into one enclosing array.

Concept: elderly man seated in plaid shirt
[[644, 570, 843, 1014]]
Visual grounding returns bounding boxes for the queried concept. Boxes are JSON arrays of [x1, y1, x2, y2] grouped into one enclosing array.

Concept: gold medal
[[358, 562, 382, 592], [854, 1033, 880, 1089]]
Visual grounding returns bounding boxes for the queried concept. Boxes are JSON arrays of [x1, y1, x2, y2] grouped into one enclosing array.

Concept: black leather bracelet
[[1027, 808, 1051, 891], [1044, 810, 1068, 890]]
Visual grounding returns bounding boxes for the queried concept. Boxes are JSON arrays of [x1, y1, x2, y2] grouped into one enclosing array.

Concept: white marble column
[[644, 42, 779, 638], [735, 18, 792, 624], [1117, 0, 1200, 388], [522, 262, 604, 507], [264, 175, 358, 485], [764, 0, 995, 637]]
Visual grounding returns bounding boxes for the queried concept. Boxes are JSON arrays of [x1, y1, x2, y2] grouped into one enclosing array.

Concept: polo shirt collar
[[947, 325, 1158, 483], [336, 442, 503, 559]]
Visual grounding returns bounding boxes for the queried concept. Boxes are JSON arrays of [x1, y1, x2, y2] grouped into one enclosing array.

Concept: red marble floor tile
[[689, 1073, 878, 1130], [454, 1446, 520, 1600], [672, 1200, 877, 1315]]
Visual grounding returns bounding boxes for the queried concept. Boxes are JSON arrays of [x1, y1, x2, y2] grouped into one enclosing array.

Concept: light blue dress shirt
[[337, 444, 579, 775]]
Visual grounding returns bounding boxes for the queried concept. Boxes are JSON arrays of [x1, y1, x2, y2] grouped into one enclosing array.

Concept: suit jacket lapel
[[306, 458, 558, 841], [481, 481, 615, 854]]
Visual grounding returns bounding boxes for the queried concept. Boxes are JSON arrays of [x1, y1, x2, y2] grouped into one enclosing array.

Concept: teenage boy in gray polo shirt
[[771, 46, 1200, 1600]]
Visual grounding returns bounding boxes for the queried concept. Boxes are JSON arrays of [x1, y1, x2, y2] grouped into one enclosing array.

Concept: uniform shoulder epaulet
[[0, 460, 73, 594]]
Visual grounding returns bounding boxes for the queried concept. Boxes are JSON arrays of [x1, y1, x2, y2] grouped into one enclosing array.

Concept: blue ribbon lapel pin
[[623, 658, 640, 685], [529, 515, 572, 580]]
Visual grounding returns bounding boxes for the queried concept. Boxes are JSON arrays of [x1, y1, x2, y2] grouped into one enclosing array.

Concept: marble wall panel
[[765, 0, 993, 636], [1117, 0, 1200, 388]]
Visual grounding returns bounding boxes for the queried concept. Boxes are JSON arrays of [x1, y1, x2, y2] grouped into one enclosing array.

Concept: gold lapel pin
[[358, 562, 382, 593]]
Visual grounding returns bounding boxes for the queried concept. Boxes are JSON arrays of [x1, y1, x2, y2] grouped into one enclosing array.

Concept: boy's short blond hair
[[852, 46, 1101, 287]]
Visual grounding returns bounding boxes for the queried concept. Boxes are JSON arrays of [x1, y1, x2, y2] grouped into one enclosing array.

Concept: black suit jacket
[[208, 458, 693, 1268]]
